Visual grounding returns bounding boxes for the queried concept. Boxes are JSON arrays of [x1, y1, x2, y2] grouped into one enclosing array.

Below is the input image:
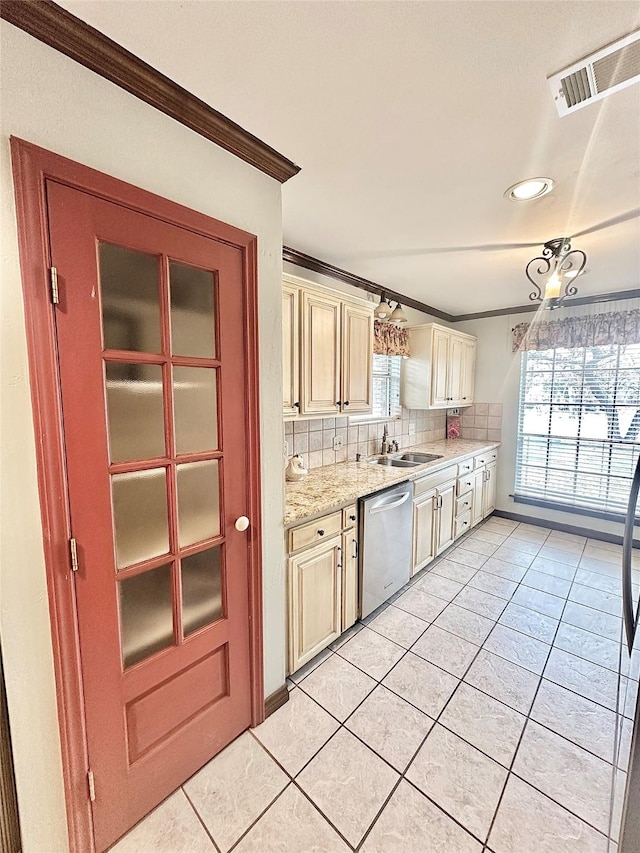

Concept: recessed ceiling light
[[505, 177, 555, 201]]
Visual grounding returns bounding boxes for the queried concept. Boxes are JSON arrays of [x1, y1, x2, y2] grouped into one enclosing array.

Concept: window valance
[[512, 309, 640, 353], [373, 320, 410, 357]]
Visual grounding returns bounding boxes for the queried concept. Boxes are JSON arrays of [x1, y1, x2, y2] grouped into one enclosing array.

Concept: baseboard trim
[[492, 509, 640, 548], [264, 684, 289, 718]]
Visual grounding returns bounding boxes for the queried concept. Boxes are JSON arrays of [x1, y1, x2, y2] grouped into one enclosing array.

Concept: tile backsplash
[[285, 409, 446, 470], [459, 402, 503, 442]]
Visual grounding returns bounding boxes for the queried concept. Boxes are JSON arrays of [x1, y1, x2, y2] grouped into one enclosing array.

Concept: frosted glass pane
[[173, 367, 218, 454], [112, 468, 169, 568], [177, 460, 220, 547], [99, 243, 161, 353], [119, 564, 173, 667], [181, 547, 222, 636], [106, 362, 165, 463], [170, 262, 216, 358]]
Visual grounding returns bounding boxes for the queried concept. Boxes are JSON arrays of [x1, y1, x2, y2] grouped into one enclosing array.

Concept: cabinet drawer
[[288, 511, 342, 553], [474, 449, 498, 469], [343, 505, 358, 529], [456, 493, 473, 517], [457, 474, 474, 497], [457, 459, 474, 477], [455, 511, 472, 539], [413, 465, 457, 497]]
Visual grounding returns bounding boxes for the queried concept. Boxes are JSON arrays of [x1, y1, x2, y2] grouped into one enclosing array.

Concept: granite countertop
[[284, 438, 500, 525]]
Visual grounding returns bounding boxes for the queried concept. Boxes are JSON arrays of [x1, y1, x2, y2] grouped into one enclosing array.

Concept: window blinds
[[515, 343, 640, 516]]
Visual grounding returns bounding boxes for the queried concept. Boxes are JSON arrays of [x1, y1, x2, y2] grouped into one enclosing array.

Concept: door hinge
[[87, 769, 96, 802], [50, 267, 59, 304], [69, 538, 79, 573]]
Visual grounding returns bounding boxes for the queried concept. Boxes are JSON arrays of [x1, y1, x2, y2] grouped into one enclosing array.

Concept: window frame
[[349, 353, 402, 424], [514, 343, 640, 522]]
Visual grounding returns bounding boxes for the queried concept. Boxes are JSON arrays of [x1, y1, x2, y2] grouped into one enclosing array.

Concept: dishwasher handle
[[368, 491, 411, 515]]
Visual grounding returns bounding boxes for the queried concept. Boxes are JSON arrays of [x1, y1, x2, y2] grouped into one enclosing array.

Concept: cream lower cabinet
[[287, 504, 359, 674], [470, 450, 499, 525], [414, 451, 500, 566], [412, 466, 457, 574], [341, 506, 359, 631], [412, 490, 437, 574]]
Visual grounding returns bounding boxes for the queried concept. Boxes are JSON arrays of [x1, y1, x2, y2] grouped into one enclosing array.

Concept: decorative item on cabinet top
[[282, 274, 374, 420], [400, 323, 476, 411]]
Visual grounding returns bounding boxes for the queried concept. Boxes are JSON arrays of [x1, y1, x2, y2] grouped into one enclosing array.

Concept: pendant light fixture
[[389, 301, 408, 324], [374, 291, 392, 319], [525, 237, 587, 309]]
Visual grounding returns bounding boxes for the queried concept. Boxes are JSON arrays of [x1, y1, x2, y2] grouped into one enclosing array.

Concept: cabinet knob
[[235, 516, 250, 532], [318, 529, 325, 536], [336, 401, 341, 407], [344, 401, 350, 406], [294, 402, 300, 408], [349, 514, 356, 521], [462, 397, 467, 400]]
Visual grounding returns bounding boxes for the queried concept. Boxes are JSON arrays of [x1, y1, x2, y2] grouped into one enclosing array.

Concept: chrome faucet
[[381, 424, 389, 455]]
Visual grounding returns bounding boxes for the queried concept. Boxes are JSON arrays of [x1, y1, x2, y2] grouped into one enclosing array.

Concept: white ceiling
[[60, 0, 640, 314]]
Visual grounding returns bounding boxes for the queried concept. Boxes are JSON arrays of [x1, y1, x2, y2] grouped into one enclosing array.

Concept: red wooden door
[[47, 180, 253, 851]]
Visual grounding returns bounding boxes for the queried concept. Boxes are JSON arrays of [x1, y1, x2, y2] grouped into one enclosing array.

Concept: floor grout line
[[146, 518, 635, 853], [181, 786, 222, 853]]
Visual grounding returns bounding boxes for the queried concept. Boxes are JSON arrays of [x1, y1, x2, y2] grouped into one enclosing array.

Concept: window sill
[[348, 414, 401, 425], [512, 493, 626, 524]]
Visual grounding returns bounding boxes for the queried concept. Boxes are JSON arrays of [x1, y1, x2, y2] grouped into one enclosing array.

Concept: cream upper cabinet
[[301, 290, 342, 416], [460, 338, 476, 406], [401, 323, 476, 410], [341, 302, 373, 414], [430, 327, 450, 407], [283, 275, 374, 419], [282, 284, 300, 417]]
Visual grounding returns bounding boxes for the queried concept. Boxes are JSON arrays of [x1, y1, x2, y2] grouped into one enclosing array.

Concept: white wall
[[456, 296, 640, 539], [0, 22, 285, 851]]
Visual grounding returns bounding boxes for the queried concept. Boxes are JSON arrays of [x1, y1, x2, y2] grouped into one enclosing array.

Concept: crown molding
[[282, 247, 455, 322], [0, 0, 300, 184], [283, 248, 640, 323]]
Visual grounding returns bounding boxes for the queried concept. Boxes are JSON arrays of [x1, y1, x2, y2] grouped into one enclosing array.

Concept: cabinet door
[[282, 284, 300, 418], [471, 469, 485, 527], [300, 290, 341, 415], [436, 480, 456, 555], [447, 334, 465, 405], [288, 536, 342, 673], [483, 462, 497, 517], [413, 490, 437, 574], [461, 338, 476, 406], [430, 328, 450, 407], [342, 530, 359, 630], [341, 303, 373, 414]]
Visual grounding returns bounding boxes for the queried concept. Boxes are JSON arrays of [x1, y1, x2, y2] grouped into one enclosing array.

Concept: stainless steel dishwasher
[[359, 480, 413, 618]]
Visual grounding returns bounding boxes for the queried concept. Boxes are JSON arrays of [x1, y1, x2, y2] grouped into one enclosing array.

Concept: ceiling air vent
[[548, 30, 640, 116]]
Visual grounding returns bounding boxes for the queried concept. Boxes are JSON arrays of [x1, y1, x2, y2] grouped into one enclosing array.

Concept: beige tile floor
[[111, 517, 640, 853]]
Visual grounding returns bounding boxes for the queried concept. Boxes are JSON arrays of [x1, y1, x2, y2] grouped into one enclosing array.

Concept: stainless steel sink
[[368, 457, 421, 467], [393, 453, 443, 464]]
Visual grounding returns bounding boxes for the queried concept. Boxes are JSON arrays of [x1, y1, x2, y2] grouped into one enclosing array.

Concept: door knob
[[235, 516, 250, 532]]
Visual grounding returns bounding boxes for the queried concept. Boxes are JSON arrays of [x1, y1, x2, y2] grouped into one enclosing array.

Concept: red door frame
[[9, 137, 264, 852]]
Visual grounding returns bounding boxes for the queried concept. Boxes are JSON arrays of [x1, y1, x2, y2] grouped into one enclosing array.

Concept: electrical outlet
[[333, 435, 344, 450], [408, 422, 416, 435], [284, 439, 290, 457]]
